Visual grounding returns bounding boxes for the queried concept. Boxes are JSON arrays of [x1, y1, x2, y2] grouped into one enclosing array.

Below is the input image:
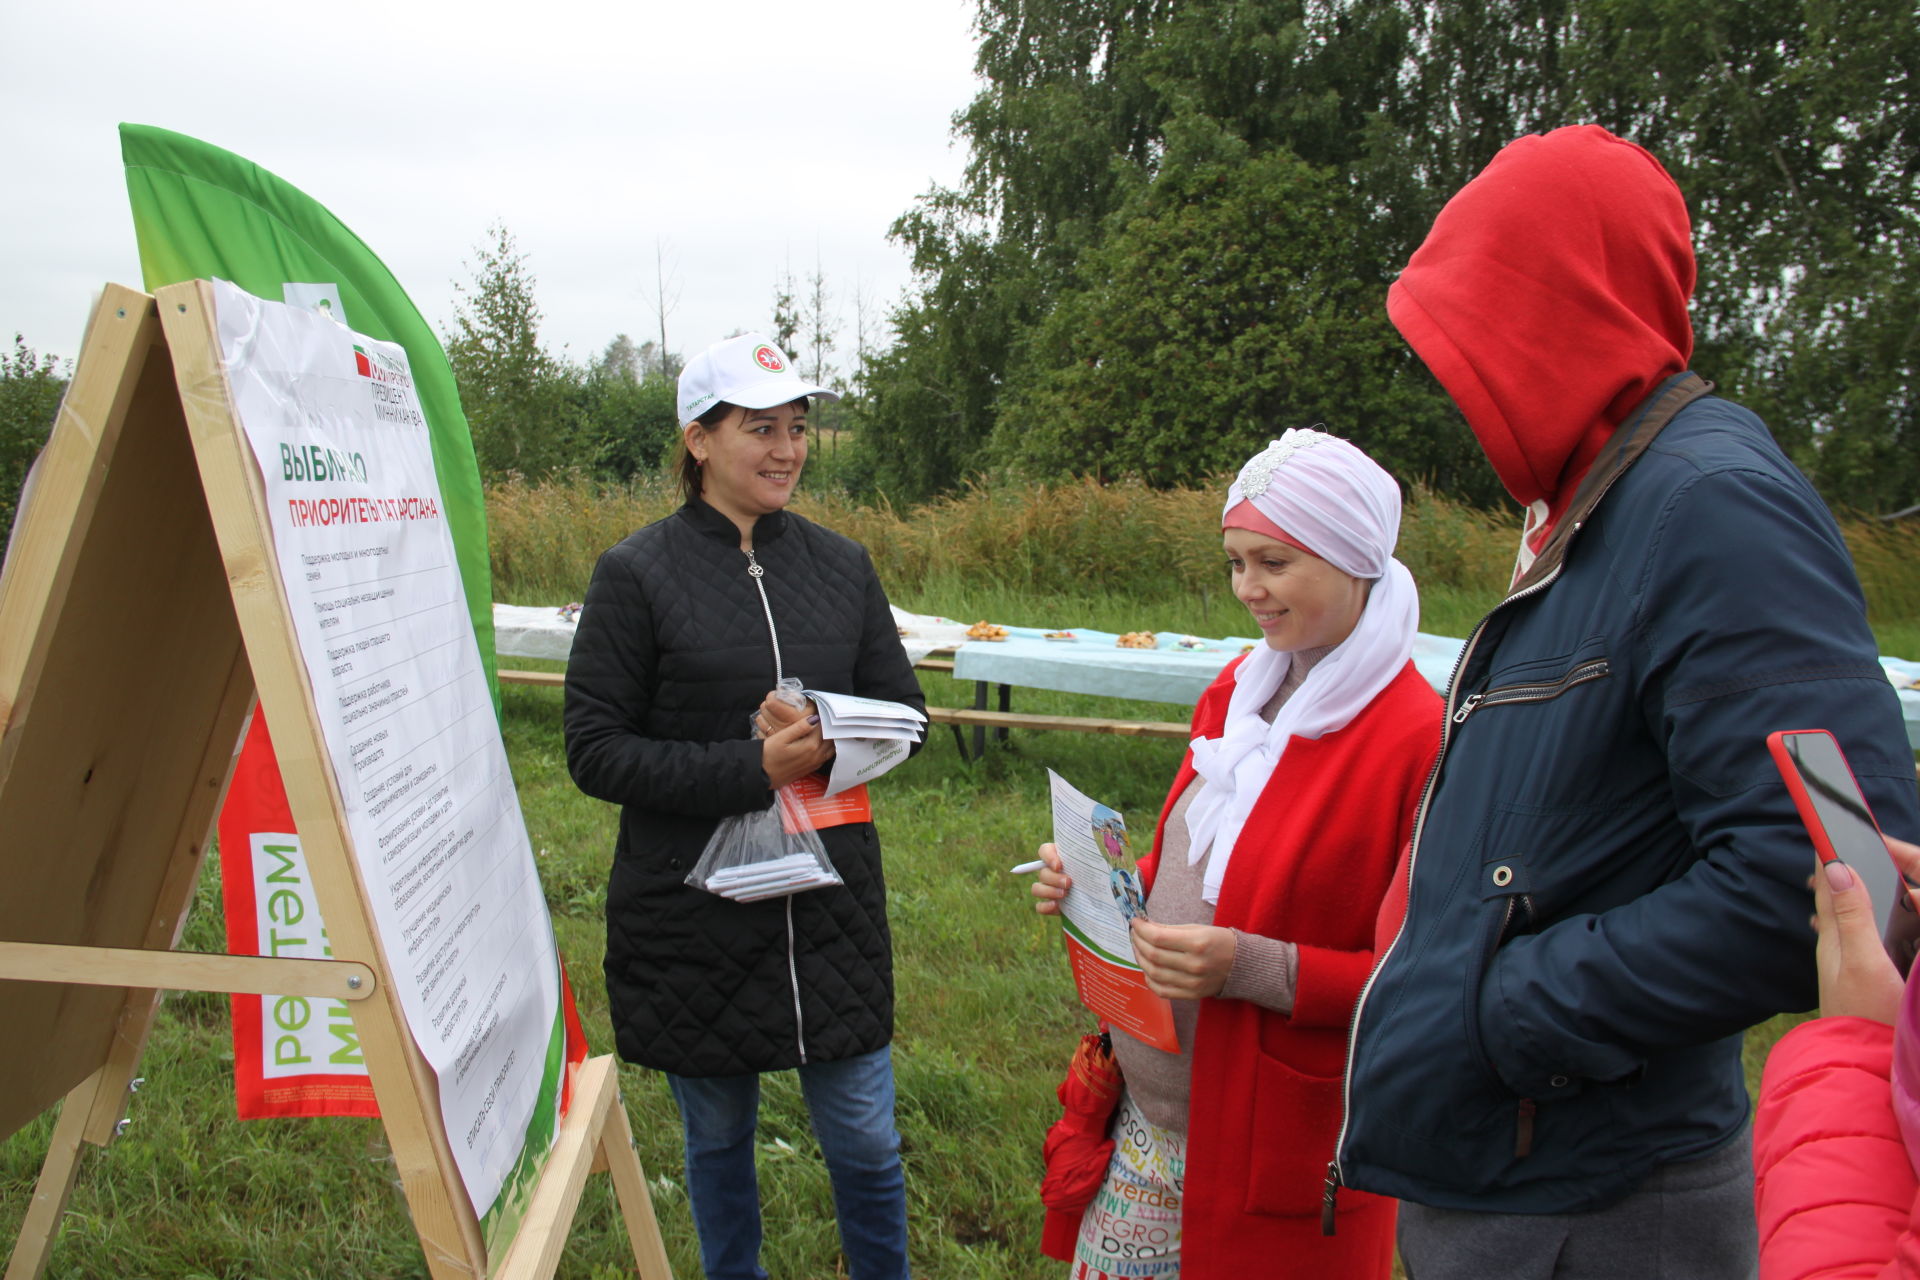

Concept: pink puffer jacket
[[1755, 1005, 1920, 1278]]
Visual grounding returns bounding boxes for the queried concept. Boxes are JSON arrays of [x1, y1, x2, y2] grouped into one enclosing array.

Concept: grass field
[[4, 474, 1916, 1277]]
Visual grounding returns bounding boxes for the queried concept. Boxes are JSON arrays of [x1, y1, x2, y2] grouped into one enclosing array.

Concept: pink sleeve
[[1754, 1016, 1920, 1279]]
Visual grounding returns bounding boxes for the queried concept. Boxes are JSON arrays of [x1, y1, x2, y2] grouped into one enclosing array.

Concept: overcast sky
[[1, 0, 982, 375]]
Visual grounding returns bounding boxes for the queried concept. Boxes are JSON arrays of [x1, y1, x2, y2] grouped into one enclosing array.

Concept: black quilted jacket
[[562, 497, 925, 1076]]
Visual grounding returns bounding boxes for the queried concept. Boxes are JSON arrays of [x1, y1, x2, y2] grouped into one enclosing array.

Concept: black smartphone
[[1769, 728, 1920, 974]]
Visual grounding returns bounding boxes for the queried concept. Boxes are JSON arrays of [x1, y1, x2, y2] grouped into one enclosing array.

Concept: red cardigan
[[1139, 658, 1440, 1278]]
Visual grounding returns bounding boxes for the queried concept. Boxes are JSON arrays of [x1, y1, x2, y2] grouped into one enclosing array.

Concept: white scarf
[[1184, 430, 1420, 905]]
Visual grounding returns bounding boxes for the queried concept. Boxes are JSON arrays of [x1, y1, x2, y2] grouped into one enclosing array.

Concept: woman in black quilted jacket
[[563, 333, 926, 1280]]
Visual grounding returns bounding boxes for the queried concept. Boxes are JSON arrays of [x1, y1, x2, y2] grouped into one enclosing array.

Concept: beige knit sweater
[[1107, 645, 1328, 1133]]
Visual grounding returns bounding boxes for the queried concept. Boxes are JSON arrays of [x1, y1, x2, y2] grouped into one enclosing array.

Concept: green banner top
[[120, 123, 496, 698]]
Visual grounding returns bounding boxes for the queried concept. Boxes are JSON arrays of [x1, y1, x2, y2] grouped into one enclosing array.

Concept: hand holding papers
[[691, 685, 923, 903], [803, 689, 926, 797], [1044, 770, 1179, 1052]]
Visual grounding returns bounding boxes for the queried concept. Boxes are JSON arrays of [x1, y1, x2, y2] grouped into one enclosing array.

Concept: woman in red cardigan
[[1031, 430, 1443, 1278]]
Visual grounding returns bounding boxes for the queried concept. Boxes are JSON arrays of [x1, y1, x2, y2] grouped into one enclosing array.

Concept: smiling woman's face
[[1223, 526, 1370, 652], [687, 399, 809, 531]]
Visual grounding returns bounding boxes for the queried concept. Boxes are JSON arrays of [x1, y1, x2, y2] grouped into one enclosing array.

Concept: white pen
[[1009, 860, 1047, 875]]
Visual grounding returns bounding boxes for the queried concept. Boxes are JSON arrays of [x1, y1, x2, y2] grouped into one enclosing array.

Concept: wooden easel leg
[[600, 1088, 673, 1280], [5, 1068, 110, 1280], [79, 991, 161, 1146], [488, 1056, 674, 1280]]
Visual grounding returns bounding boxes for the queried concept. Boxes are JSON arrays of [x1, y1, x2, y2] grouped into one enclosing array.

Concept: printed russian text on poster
[[208, 280, 560, 1221], [1047, 769, 1178, 1052]]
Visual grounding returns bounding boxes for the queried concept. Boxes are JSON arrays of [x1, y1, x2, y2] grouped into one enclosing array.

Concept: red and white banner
[[218, 710, 380, 1119]]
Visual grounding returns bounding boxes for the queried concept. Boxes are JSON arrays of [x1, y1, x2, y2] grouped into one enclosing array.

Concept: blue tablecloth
[[953, 627, 1920, 748], [494, 603, 1920, 747], [951, 627, 1468, 707], [1878, 658, 1920, 748]]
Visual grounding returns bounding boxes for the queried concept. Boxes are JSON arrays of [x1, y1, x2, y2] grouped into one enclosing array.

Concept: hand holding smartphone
[[1768, 728, 1920, 974]]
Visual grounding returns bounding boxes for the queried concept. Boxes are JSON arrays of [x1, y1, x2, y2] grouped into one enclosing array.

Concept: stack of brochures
[[805, 690, 926, 740], [803, 690, 928, 796], [701, 853, 841, 903]]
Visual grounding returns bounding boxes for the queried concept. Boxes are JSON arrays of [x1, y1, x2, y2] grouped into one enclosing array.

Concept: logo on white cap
[[677, 331, 840, 425]]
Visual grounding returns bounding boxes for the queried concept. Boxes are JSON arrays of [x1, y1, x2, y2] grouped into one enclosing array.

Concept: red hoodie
[[1387, 125, 1697, 563]]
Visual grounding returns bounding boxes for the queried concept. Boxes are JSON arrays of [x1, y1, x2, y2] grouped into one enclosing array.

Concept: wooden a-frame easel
[[0, 283, 672, 1279]]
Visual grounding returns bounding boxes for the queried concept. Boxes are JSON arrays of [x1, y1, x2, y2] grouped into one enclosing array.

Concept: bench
[[496, 667, 1188, 760]]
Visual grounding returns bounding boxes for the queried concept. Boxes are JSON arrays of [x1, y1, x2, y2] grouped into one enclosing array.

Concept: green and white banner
[[121, 122, 493, 667], [122, 126, 573, 1242]]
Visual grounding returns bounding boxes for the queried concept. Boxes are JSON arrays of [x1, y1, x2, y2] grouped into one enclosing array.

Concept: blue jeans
[[665, 1045, 909, 1280]]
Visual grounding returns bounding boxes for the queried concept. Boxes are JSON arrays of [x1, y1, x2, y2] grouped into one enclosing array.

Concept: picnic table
[[492, 604, 1920, 756]]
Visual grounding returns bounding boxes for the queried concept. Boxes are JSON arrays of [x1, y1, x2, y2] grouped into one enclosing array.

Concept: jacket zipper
[[746, 547, 807, 1065], [1324, 560, 1567, 1234], [1450, 659, 1610, 726], [1496, 892, 1534, 941], [745, 549, 785, 683]]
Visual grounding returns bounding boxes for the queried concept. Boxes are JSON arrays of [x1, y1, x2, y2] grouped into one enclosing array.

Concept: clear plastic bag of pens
[[685, 680, 843, 902]]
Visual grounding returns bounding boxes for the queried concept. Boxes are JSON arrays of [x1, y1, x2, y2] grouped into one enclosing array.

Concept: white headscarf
[[1183, 429, 1419, 904]]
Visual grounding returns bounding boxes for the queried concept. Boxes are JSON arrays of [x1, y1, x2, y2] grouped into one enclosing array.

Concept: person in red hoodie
[[1029, 430, 1443, 1279], [1334, 124, 1920, 1279], [1754, 835, 1920, 1279]]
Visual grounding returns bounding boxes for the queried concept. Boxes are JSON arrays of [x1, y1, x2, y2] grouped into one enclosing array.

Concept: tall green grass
[[486, 469, 1920, 654], [485, 471, 1520, 625]]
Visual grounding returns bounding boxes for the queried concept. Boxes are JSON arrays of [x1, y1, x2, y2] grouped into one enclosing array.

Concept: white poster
[[208, 280, 558, 1219]]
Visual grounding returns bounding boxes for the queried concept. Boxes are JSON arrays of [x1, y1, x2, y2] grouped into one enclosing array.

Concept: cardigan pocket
[[1244, 1051, 1345, 1217]]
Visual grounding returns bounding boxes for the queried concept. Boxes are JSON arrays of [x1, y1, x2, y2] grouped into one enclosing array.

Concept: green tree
[[1560, 0, 1920, 510], [578, 333, 681, 480], [802, 258, 838, 390], [855, 196, 1038, 499], [0, 335, 66, 553], [871, 0, 1918, 510], [995, 145, 1479, 492], [596, 333, 643, 382], [444, 222, 587, 480], [859, 0, 1469, 500], [769, 260, 801, 356]]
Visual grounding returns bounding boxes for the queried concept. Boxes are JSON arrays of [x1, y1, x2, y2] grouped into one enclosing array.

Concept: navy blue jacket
[[1337, 376, 1920, 1212]]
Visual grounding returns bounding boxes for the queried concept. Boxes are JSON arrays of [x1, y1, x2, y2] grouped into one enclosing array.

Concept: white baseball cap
[[677, 333, 840, 425]]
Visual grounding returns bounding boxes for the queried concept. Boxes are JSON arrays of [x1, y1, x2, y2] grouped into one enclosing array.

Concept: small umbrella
[[1039, 1030, 1122, 1260]]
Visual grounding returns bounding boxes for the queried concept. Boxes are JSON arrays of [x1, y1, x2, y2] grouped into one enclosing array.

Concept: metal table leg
[[972, 679, 988, 760]]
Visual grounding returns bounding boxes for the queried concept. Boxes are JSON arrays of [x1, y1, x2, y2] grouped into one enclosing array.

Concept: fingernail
[[1825, 860, 1855, 891], [806, 714, 820, 725]]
